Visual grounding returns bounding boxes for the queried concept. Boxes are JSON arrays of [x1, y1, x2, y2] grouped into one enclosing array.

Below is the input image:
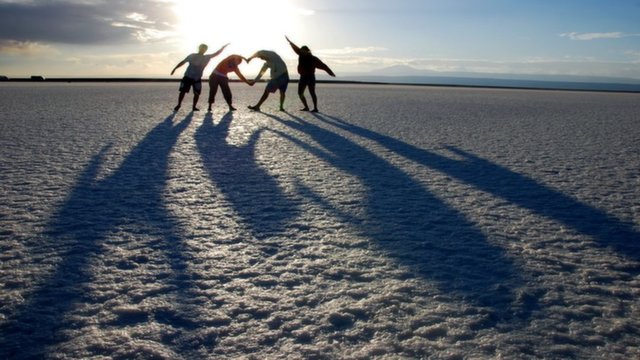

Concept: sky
[[1, 0, 639, 80]]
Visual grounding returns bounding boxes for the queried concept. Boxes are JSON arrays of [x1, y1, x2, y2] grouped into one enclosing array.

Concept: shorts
[[265, 74, 289, 93], [298, 74, 316, 89], [179, 76, 202, 95]]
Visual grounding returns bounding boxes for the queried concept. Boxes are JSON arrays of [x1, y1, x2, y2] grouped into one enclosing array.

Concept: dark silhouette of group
[[171, 36, 335, 113]]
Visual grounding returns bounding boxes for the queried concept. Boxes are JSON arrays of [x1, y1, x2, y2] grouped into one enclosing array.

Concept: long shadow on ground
[[0, 114, 199, 358], [264, 112, 534, 323], [315, 113, 640, 262], [194, 112, 299, 239]]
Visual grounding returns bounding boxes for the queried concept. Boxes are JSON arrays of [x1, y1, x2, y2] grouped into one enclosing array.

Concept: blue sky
[[1, 0, 639, 79]]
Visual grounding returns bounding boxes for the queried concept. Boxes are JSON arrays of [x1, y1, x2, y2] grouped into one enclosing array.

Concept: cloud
[[0, 0, 177, 45], [316, 52, 640, 79], [61, 51, 175, 75], [560, 32, 640, 41], [0, 39, 58, 55], [315, 46, 388, 56], [626, 50, 640, 64]]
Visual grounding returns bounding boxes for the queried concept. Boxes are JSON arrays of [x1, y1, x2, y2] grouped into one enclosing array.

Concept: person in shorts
[[208, 55, 251, 112], [286, 36, 335, 112], [171, 43, 229, 111], [246, 50, 289, 112]]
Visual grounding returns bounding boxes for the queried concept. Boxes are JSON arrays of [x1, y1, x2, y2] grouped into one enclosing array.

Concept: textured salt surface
[[0, 83, 639, 359]]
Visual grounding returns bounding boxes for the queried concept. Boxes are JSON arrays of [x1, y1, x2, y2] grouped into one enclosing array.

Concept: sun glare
[[172, 0, 304, 73]]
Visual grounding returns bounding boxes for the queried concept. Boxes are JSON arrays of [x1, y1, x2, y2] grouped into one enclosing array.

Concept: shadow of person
[[0, 114, 198, 358], [315, 113, 640, 262], [262, 111, 534, 324], [194, 112, 299, 239]]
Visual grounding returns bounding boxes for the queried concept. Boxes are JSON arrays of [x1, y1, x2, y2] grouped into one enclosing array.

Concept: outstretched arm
[[254, 63, 269, 82], [208, 43, 230, 59], [171, 58, 188, 75], [233, 68, 250, 85], [286, 36, 301, 55], [246, 52, 259, 62], [316, 59, 336, 77]]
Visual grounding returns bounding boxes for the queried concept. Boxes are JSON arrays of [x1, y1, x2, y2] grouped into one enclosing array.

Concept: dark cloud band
[[0, 1, 176, 44]]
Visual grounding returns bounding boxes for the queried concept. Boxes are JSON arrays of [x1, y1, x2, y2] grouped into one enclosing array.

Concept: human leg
[[208, 76, 220, 111], [279, 75, 289, 111], [175, 91, 186, 111], [309, 82, 318, 112], [249, 88, 269, 111], [192, 94, 200, 111], [220, 78, 234, 110], [175, 77, 192, 111], [298, 80, 309, 111], [192, 80, 202, 111], [279, 90, 286, 111]]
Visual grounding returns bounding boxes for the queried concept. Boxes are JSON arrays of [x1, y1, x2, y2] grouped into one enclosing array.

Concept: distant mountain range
[[329, 65, 640, 92]]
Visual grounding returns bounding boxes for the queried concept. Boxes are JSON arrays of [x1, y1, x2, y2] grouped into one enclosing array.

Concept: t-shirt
[[254, 51, 288, 81], [289, 43, 333, 77], [183, 53, 216, 80], [298, 54, 331, 76], [212, 55, 243, 77]]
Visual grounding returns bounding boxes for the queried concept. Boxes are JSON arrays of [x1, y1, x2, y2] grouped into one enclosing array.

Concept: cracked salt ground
[[1, 82, 639, 359]]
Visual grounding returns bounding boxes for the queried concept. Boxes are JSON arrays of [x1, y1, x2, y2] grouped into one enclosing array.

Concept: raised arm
[[208, 43, 230, 59], [286, 36, 301, 55]]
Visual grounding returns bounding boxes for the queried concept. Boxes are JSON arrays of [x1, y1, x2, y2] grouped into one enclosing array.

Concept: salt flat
[[1, 82, 639, 359]]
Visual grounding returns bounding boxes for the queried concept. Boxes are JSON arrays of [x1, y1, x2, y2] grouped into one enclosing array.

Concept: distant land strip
[[1, 77, 639, 93]]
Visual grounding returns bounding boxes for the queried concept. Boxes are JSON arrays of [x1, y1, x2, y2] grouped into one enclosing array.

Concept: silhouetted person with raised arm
[[171, 43, 229, 112], [246, 50, 289, 112], [208, 55, 251, 112], [286, 36, 335, 112]]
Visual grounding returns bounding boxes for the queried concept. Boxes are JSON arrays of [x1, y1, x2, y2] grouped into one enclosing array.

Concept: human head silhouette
[[198, 44, 208, 54]]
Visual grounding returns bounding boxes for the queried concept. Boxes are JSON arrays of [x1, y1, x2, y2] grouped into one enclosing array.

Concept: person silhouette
[[286, 36, 336, 112], [171, 43, 229, 112], [246, 50, 289, 112], [207, 55, 252, 112]]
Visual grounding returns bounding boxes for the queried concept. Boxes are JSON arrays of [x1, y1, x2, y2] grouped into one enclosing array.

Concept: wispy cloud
[[560, 32, 640, 41], [315, 46, 388, 56], [314, 51, 640, 79], [626, 50, 640, 64], [0, 39, 57, 56]]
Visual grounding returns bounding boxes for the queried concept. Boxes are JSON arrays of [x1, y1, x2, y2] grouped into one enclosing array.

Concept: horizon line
[[1, 77, 639, 94]]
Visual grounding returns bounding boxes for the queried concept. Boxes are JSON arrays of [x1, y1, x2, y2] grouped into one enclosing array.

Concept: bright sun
[[172, 0, 303, 64]]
